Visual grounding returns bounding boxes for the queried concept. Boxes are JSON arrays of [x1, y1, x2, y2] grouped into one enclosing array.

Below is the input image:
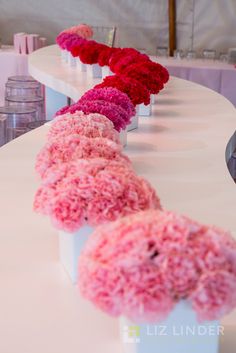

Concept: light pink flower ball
[[34, 159, 161, 233], [64, 24, 93, 39], [190, 271, 236, 321], [47, 111, 120, 144], [36, 135, 131, 178], [79, 209, 236, 323]]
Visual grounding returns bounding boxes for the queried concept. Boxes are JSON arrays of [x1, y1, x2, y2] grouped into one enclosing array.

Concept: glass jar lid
[[6, 81, 40, 88], [0, 106, 37, 114], [8, 75, 37, 82], [5, 95, 43, 103]]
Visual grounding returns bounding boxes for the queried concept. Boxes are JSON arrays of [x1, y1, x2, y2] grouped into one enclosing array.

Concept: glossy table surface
[[29, 45, 100, 102], [152, 55, 236, 107]]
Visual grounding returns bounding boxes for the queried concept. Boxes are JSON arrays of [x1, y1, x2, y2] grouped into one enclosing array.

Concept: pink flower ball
[[78, 209, 236, 323], [66, 36, 87, 52], [34, 159, 161, 233], [190, 271, 236, 322], [56, 32, 73, 49], [56, 100, 131, 132], [36, 134, 131, 178], [79, 87, 136, 119], [56, 33, 84, 51], [47, 111, 120, 144], [64, 24, 93, 39]]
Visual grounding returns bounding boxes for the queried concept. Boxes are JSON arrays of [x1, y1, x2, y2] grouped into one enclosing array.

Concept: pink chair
[[39, 37, 47, 48], [13, 33, 25, 54], [19, 34, 28, 55], [27, 34, 39, 53]]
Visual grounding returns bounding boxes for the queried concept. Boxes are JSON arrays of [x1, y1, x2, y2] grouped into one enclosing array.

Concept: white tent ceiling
[[0, 0, 235, 54]]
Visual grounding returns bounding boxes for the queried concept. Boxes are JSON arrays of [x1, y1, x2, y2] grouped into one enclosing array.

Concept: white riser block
[[138, 103, 152, 116], [120, 301, 219, 353], [102, 66, 113, 79], [151, 94, 155, 104], [60, 49, 68, 62], [119, 129, 127, 147], [76, 58, 87, 72], [59, 225, 93, 284], [45, 86, 68, 120], [127, 115, 139, 131], [87, 64, 102, 78], [68, 53, 77, 67]]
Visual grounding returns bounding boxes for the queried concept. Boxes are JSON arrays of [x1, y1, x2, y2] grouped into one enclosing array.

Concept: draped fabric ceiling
[[0, 0, 235, 54]]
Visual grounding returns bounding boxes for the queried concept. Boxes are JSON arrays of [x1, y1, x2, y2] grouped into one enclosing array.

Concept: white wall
[[0, 0, 236, 54]]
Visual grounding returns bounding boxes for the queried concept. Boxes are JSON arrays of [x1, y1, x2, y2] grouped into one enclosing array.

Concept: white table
[[28, 45, 103, 119], [154, 56, 236, 106], [0, 45, 235, 352], [0, 45, 28, 105]]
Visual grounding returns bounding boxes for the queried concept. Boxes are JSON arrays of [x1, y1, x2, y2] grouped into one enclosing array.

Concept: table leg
[[45, 86, 68, 120]]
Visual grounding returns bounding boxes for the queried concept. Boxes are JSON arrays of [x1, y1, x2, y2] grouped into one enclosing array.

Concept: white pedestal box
[[151, 94, 155, 104], [102, 66, 113, 79], [119, 129, 127, 147], [60, 49, 68, 62], [120, 301, 219, 353], [76, 58, 86, 72], [59, 225, 94, 284], [86, 64, 102, 78], [138, 103, 152, 116], [68, 53, 77, 67], [127, 115, 139, 131]]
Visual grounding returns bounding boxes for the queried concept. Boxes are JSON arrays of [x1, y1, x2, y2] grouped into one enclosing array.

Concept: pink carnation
[[56, 33, 81, 50], [48, 112, 120, 144], [79, 87, 136, 118], [65, 36, 87, 52], [191, 271, 236, 321], [36, 135, 130, 178], [56, 32, 72, 49], [67, 37, 87, 53], [34, 159, 161, 232], [64, 24, 93, 39], [56, 100, 131, 132], [78, 209, 236, 323], [55, 105, 73, 116]]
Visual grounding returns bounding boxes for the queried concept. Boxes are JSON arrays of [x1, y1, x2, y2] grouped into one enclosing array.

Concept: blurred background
[[0, 0, 236, 54]]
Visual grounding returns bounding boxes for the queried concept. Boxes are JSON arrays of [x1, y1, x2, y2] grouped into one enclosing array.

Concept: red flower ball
[[95, 74, 150, 106], [122, 63, 164, 94], [98, 47, 119, 67], [112, 53, 150, 74], [78, 41, 107, 64], [109, 48, 141, 72]]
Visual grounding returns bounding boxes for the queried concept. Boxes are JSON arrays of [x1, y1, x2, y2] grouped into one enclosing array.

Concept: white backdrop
[[0, 0, 236, 54]]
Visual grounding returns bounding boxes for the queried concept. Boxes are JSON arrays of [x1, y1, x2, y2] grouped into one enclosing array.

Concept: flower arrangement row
[[34, 111, 161, 232], [56, 23, 169, 111], [34, 24, 236, 332]]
